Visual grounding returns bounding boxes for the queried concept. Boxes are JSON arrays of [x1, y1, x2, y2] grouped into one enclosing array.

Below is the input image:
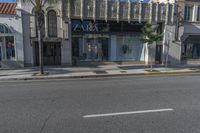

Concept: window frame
[[47, 10, 57, 38]]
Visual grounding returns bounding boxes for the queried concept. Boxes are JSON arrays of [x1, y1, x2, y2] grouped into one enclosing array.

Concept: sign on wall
[[72, 20, 109, 33]]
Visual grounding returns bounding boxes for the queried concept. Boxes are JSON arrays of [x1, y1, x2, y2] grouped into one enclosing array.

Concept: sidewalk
[[0, 64, 200, 80]]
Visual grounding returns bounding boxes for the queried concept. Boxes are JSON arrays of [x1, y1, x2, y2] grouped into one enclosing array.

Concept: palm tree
[[141, 23, 163, 71], [22, 0, 73, 75]]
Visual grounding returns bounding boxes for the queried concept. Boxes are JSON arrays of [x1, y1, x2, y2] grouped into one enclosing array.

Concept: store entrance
[[72, 35, 109, 62], [155, 45, 162, 64], [34, 42, 61, 66]]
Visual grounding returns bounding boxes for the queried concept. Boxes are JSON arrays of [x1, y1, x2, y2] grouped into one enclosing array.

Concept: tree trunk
[[148, 44, 153, 71], [36, 13, 44, 75]]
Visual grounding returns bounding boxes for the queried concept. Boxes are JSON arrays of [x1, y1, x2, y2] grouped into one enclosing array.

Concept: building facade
[[0, 0, 178, 68], [18, 0, 71, 66], [178, 0, 200, 64], [64, 0, 177, 65], [0, 3, 25, 68]]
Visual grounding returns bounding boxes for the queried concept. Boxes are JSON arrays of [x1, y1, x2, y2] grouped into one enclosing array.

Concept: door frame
[[34, 41, 61, 66]]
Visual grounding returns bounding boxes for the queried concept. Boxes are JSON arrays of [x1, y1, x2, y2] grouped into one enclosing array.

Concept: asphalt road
[[0, 75, 200, 133]]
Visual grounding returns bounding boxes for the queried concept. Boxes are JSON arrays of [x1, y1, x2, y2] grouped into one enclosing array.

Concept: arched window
[[31, 9, 45, 37], [0, 23, 12, 34], [47, 10, 57, 37]]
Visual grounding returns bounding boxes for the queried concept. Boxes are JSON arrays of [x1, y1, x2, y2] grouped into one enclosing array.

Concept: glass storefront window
[[116, 35, 144, 61], [5, 36, 15, 60], [72, 34, 109, 61], [0, 36, 15, 61], [184, 43, 200, 59], [71, 20, 146, 63], [72, 34, 144, 62]]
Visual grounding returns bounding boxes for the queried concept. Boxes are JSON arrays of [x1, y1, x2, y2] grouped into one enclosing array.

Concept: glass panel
[[48, 10, 57, 37], [111, 2, 117, 18], [99, 0, 106, 18], [123, 3, 128, 19], [116, 35, 144, 61], [185, 43, 200, 59], [85, 0, 93, 17], [5, 36, 15, 60], [73, 34, 109, 61], [133, 3, 140, 19], [0, 24, 12, 34], [74, 0, 81, 16], [160, 4, 166, 21], [184, 5, 193, 21], [142, 4, 150, 20], [197, 6, 200, 21]]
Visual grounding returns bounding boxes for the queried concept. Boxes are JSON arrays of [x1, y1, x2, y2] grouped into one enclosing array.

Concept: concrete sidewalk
[[0, 64, 200, 80]]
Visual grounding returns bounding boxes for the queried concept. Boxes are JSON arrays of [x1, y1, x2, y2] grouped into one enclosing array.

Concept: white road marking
[[83, 108, 174, 118]]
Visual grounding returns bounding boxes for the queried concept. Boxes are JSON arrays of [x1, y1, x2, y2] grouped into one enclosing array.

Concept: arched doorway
[[0, 23, 15, 64]]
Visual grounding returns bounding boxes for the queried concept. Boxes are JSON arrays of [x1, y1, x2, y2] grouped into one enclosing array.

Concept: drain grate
[[94, 70, 108, 74]]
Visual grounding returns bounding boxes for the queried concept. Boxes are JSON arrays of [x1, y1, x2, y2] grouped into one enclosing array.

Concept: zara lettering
[[73, 22, 99, 32]]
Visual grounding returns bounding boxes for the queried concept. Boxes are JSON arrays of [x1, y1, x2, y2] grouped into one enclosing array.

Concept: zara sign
[[72, 21, 99, 32]]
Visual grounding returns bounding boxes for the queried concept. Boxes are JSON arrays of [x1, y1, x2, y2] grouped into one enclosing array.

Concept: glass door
[[86, 38, 99, 61], [74, 34, 109, 62], [43, 43, 61, 65]]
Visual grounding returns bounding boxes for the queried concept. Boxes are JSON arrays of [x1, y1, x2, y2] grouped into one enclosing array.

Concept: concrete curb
[[0, 70, 200, 81]]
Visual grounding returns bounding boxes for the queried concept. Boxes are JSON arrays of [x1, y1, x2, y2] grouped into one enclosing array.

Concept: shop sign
[[72, 22, 99, 32]]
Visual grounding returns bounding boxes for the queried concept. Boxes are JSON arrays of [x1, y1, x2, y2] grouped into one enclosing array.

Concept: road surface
[[0, 75, 200, 133]]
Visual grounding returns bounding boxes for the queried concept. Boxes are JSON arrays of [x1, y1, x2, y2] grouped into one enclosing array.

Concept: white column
[[171, 3, 175, 24], [110, 35, 117, 61], [139, 0, 143, 23], [16, 0, 22, 9], [81, 0, 84, 21], [105, 0, 108, 22], [93, 0, 96, 21], [57, 15, 63, 38], [192, 5, 198, 22], [165, 2, 169, 24], [117, 0, 120, 22], [45, 14, 48, 37], [155, 2, 159, 23], [62, 21, 72, 66], [162, 2, 169, 65], [3, 37, 7, 60], [128, 0, 131, 23], [149, 2, 153, 23], [68, 0, 71, 18]]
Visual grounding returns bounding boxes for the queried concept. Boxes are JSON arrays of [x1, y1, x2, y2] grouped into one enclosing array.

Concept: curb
[[0, 70, 200, 81]]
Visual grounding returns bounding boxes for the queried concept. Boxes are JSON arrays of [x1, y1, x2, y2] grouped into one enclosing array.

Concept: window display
[[6, 36, 15, 59], [72, 35, 109, 61], [184, 43, 200, 59], [117, 36, 144, 61]]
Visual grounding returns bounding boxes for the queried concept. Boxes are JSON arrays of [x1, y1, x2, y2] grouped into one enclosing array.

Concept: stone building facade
[[178, 0, 200, 64], [0, 3, 24, 68], [1, 0, 179, 68]]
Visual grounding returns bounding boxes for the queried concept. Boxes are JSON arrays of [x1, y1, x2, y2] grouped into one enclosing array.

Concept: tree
[[22, 0, 73, 75], [140, 23, 163, 71]]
